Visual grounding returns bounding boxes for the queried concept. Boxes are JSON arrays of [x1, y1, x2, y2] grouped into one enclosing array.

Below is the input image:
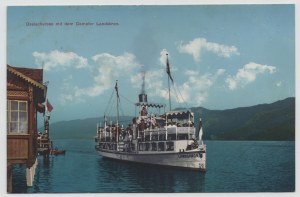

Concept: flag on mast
[[166, 54, 174, 83], [115, 80, 120, 102]]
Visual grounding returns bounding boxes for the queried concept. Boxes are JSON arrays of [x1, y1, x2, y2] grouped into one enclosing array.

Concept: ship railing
[[141, 127, 196, 142], [144, 128, 167, 133], [138, 141, 175, 152], [177, 127, 195, 134], [198, 144, 206, 151]]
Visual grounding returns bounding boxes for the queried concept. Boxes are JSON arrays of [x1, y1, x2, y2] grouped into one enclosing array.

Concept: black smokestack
[[139, 71, 147, 103], [141, 71, 145, 94]]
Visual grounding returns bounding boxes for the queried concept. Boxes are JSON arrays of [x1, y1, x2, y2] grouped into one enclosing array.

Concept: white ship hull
[[97, 148, 206, 171]]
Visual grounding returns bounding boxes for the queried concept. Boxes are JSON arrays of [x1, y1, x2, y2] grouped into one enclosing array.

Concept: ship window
[[145, 143, 150, 151], [139, 143, 143, 151], [151, 135, 158, 141], [158, 142, 165, 151], [130, 143, 135, 151], [159, 134, 166, 141], [177, 134, 188, 140], [168, 134, 176, 140], [151, 142, 157, 151], [7, 100, 28, 134], [145, 134, 150, 141], [166, 142, 174, 151]]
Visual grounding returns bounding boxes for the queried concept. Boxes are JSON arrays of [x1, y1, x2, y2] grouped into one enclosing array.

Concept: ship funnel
[[139, 71, 147, 103], [139, 94, 147, 103]]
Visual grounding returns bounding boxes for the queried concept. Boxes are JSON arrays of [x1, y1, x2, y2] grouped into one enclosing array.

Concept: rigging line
[[173, 82, 189, 110], [120, 94, 135, 105], [177, 86, 189, 109], [118, 101, 125, 117], [106, 94, 114, 117], [168, 73, 189, 111], [171, 82, 181, 103], [104, 87, 116, 115], [107, 94, 117, 117]]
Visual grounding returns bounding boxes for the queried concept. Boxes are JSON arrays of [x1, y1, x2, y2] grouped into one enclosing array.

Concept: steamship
[[95, 55, 206, 171]]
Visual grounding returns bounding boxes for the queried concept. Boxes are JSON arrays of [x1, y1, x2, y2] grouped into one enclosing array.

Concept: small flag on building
[[46, 99, 53, 112]]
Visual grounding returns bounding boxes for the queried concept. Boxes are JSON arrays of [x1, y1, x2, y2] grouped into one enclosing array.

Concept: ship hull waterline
[[97, 149, 206, 171]]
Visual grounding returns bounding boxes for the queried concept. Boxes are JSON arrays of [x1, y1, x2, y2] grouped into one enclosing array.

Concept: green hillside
[[48, 97, 295, 141], [193, 97, 295, 140], [48, 116, 133, 139]]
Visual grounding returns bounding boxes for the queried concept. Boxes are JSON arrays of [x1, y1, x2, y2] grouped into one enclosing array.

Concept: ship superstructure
[[95, 54, 206, 171]]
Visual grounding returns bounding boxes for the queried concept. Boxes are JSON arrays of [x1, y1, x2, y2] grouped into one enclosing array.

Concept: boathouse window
[[7, 100, 28, 134]]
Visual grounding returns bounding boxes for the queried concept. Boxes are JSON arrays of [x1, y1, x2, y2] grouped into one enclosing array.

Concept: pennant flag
[[46, 99, 53, 112], [166, 54, 174, 83], [115, 80, 120, 101]]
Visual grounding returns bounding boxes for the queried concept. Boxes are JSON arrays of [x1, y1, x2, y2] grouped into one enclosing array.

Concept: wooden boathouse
[[7, 65, 47, 192]]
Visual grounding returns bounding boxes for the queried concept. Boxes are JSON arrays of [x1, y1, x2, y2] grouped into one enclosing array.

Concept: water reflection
[[97, 157, 206, 192], [12, 164, 27, 193], [11, 140, 293, 193], [28, 155, 54, 193]]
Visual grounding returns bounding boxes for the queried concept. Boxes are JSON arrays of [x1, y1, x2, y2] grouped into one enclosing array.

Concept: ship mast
[[115, 80, 120, 143], [167, 74, 171, 111], [166, 53, 173, 111]]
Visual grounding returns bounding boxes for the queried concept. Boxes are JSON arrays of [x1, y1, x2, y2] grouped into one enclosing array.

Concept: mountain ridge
[[47, 97, 295, 141]]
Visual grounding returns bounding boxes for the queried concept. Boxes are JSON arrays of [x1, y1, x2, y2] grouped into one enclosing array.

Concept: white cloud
[[177, 69, 225, 106], [52, 52, 141, 104], [72, 52, 141, 100], [226, 62, 276, 90], [33, 50, 89, 71], [177, 37, 239, 62], [130, 49, 225, 106], [41, 49, 227, 107], [159, 49, 169, 66], [92, 52, 139, 72]]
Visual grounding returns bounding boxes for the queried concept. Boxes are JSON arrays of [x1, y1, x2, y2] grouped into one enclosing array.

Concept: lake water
[[12, 140, 295, 193]]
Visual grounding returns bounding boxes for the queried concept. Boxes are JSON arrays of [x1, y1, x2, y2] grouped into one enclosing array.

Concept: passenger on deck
[[141, 106, 147, 116]]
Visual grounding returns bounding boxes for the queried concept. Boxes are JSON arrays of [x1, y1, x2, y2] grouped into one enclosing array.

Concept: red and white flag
[[46, 99, 53, 112]]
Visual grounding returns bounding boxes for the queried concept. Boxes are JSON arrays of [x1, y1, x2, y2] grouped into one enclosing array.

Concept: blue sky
[[7, 5, 295, 123]]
